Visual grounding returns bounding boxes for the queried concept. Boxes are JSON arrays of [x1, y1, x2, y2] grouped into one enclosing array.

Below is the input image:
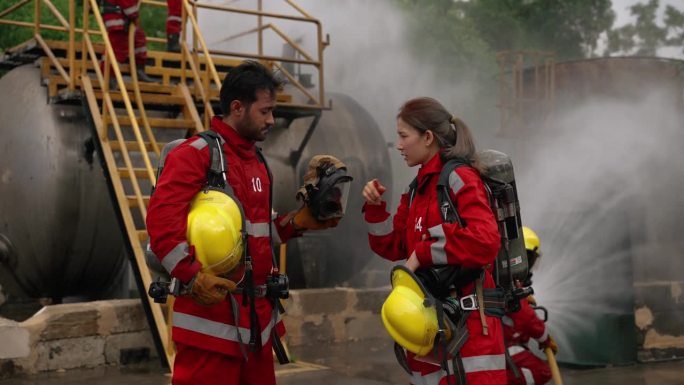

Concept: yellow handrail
[[83, 0, 156, 194], [128, 24, 161, 157], [172, 0, 329, 110]]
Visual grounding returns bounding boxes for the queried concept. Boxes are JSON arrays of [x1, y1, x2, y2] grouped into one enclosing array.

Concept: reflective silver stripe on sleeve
[[123, 4, 139, 15], [427, 224, 448, 265], [521, 368, 535, 385], [507, 345, 526, 356], [104, 19, 125, 28], [167, 15, 183, 22], [245, 221, 270, 237], [502, 316, 514, 327], [536, 328, 549, 343], [134, 46, 147, 54], [161, 242, 189, 274], [190, 139, 207, 150], [173, 312, 249, 342], [367, 217, 392, 236], [448, 170, 465, 195]]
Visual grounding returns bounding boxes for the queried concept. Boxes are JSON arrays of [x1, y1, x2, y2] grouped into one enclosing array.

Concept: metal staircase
[[1, 0, 329, 370]]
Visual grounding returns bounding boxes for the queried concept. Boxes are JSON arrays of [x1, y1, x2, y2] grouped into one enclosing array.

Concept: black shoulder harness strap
[[407, 158, 469, 228], [196, 131, 232, 193]]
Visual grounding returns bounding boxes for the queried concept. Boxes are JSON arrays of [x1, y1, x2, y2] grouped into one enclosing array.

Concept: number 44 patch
[[414, 217, 423, 232]]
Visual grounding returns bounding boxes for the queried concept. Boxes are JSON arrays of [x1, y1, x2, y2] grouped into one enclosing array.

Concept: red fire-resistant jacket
[[102, 0, 140, 32], [503, 297, 548, 349], [364, 153, 506, 385], [146, 116, 300, 357]]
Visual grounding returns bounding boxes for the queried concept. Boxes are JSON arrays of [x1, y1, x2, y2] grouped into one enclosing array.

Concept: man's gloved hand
[[291, 206, 340, 231], [540, 334, 558, 355], [189, 271, 237, 306]]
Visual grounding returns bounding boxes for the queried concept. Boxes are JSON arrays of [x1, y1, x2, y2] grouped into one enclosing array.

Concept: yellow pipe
[[544, 347, 563, 385]]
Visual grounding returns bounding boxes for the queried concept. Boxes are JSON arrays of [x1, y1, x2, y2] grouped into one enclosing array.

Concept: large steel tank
[[0, 65, 127, 301]]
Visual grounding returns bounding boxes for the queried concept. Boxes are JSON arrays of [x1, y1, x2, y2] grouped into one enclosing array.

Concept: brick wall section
[[0, 288, 391, 377]]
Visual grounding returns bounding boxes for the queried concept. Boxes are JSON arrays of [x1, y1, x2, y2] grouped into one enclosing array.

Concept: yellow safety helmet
[[186, 189, 244, 276], [522, 226, 540, 252], [522, 226, 541, 269], [381, 266, 440, 356]]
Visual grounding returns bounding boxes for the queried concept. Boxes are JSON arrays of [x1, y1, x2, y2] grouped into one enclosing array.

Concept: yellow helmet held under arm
[[186, 189, 244, 276], [381, 266, 441, 356]]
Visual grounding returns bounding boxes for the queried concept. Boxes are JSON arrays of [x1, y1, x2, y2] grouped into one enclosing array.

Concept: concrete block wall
[[0, 287, 391, 377], [282, 287, 389, 347], [0, 300, 156, 378]]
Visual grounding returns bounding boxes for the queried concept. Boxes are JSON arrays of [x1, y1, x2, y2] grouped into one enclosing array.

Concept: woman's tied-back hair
[[397, 97, 482, 171]]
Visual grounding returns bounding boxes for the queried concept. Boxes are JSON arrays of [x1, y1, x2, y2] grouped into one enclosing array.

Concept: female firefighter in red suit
[[362, 97, 506, 385], [146, 61, 336, 385]]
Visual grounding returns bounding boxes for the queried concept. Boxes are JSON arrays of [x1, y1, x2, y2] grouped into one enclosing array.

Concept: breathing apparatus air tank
[[479, 149, 527, 289]]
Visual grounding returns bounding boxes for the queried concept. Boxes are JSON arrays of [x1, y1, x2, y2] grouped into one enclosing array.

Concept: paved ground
[[2, 338, 684, 385]]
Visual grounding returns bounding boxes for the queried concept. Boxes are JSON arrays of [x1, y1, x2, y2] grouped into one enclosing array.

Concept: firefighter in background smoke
[[146, 60, 346, 385], [102, 0, 155, 83], [362, 97, 506, 385], [504, 227, 557, 385]]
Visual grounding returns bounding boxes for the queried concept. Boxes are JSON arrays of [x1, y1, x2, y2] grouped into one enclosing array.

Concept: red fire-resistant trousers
[[506, 350, 551, 385], [172, 340, 275, 385], [108, 26, 147, 64]]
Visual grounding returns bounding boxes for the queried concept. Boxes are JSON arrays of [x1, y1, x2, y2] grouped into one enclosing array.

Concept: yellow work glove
[[190, 271, 237, 306], [540, 334, 558, 355], [291, 206, 341, 231]]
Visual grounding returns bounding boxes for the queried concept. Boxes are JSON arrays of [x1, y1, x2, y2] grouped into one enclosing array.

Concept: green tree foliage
[[462, 0, 615, 59], [0, 0, 167, 55], [394, 0, 616, 72], [394, 0, 495, 80], [606, 0, 684, 56]]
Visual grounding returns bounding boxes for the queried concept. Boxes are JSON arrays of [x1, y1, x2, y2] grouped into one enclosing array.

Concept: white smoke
[[516, 85, 684, 364], [197, 0, 497, 205]]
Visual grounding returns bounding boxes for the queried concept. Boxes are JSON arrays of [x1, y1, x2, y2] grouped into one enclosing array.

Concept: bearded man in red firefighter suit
[[101, 0, 155, 82], [362, 97, 507, 385], [146, 60, 331, 385]]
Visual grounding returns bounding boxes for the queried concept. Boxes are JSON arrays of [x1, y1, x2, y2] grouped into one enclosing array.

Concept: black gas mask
[[306, 163, 352, 221]]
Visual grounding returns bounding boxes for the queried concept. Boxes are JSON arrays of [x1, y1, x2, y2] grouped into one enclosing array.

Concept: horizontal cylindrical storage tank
[[0, 65, 127, 301]]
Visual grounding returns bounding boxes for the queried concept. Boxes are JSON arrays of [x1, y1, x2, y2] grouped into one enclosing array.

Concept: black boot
[[167, 33, 181, 53], [136, 64, 157, 83]]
